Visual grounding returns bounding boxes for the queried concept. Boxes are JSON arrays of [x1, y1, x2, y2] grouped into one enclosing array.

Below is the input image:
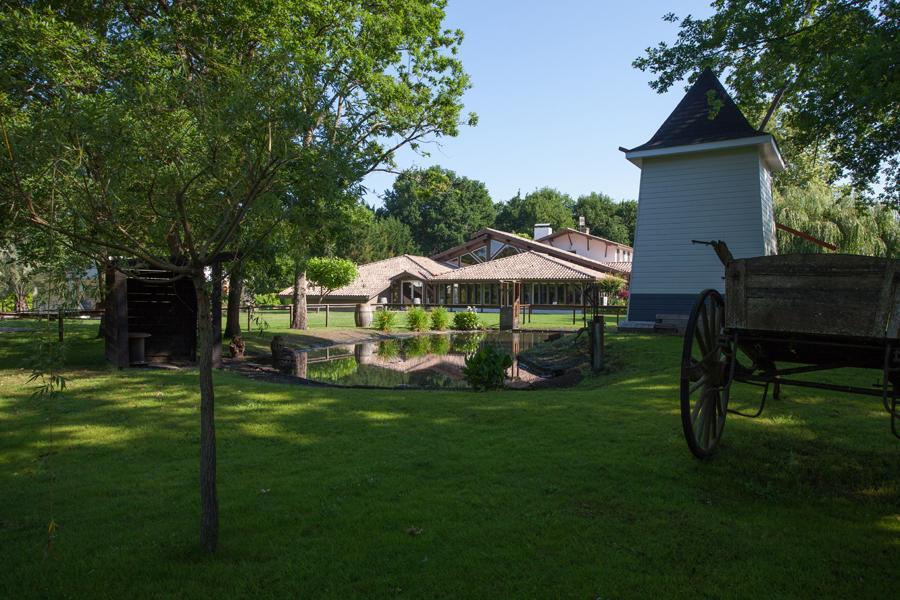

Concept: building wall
[[544, 234, 631, 263], [627, 146, 771, 322]]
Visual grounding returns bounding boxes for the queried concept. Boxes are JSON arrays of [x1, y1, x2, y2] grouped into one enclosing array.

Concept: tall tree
[[495, 188, 575, 234], [614, 200, 638, 246], [574, 193, 631, 245], [381, 166, 495, 255], [340, 206, 421, 264], [1, 0, 471, 552], [634, 0, 900, 204], [775, 179, 900, 256]]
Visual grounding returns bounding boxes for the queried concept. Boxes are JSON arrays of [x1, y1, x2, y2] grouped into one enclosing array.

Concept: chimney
[[577, 215, 589, 235], [533, 223, 552, 240]]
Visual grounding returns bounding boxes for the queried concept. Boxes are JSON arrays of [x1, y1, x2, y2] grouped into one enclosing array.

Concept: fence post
[[572, 307, 576, 325], [590, 316, 604, 371], [246, 306, 252, 331]]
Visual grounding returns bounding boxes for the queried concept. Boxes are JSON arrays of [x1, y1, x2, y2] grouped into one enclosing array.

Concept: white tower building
[[622, 69, 784, 324]]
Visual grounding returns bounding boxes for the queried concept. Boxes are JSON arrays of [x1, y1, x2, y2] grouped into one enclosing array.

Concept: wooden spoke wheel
[[680, 289, 732, 458]]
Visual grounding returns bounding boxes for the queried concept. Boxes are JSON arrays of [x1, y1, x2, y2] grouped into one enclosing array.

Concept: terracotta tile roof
[[432, 251, 613, 282], [430, 227, 631, 276], [624, 68, 761, 153], [600, 261, 632, 274], [278, 255, 451, 299]]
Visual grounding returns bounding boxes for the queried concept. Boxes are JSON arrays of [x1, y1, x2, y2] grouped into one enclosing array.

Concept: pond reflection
[[285, 331, 552, 389]]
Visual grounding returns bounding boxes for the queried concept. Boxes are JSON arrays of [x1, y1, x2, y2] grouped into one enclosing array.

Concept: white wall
[[629, 146, 773, 296], [544, 234, 631, 263]]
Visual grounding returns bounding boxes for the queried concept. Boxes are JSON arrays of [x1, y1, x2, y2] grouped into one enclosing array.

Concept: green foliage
[[406, 307, 429, 332], [462, 345, 513, 391], [451, 332, 484, 355], [775, 180, 900, 256], [597, 277, 627, 298], [429, 334, 451, 355], [345, 210, 421, 263], [253, 293, 281, 307], [376, 338, 400, 359], [495, 188, 575, 234], [373, 310, 397, 332], [306, 257, 358, 301], [382, 166, 496, 255], [430, 306, 450, 330], [404, 335, 431, 357], [574, 193, 636, 245], [307, 357, 358, 383], [634, 1, 900, 203], [452, 311, 482, 331]]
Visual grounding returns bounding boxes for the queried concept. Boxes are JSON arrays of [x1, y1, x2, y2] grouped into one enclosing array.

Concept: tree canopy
[[574, 194, 637, 245], [495, 188, 575, 235], [306, 257, 358, 301], [381, 166, 495, 255], [775, 179, 900, 256], [1, 0, 473, 552], [634, 0, 899, 203]]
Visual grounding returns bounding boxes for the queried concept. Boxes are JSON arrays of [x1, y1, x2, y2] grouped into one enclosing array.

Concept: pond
[[282, 331, 556, 389]]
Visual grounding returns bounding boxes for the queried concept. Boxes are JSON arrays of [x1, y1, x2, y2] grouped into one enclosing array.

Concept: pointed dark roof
[[626, 69, 762, 152]]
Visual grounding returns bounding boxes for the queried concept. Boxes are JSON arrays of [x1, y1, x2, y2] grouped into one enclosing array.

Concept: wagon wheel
[[680, 289, 731, 458]]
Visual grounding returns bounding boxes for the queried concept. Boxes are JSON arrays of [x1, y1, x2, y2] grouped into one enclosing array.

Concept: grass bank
[[0, 320, 896, 598]]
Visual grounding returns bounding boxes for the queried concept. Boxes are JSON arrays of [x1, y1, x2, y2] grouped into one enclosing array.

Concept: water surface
[[284, 331, 554, 389]]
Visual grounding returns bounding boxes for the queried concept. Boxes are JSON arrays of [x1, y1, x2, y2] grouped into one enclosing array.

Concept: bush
[[451, 332, 484, 355], [462, 345, 513, 391], [253, 292, 281, 306], [430, 306, 450, 330], [429, 334, 450, 355], [452, 310, 481, 330], [406, 306, 429, 331], [373, 309, 397, 331], [404, 335, 431, 357], [377, 339, 400, 359]]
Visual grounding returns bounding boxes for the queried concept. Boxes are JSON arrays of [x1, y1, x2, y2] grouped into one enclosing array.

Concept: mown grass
[[240, 307, 620, 331], [238, 309, 620, 355], [0, 319, 897, 598]]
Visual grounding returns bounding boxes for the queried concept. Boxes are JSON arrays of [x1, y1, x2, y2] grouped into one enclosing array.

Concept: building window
[[492, 245, 518, 260]]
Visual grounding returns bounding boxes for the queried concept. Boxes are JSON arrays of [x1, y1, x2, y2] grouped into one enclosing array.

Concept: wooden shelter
[[105, 262, 222, 367]]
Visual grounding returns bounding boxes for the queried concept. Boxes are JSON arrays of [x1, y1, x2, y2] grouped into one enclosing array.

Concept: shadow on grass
[[1, 326, 898, 597]]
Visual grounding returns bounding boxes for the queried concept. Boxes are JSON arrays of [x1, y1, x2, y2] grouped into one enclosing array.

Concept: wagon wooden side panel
[[725, 254, 900, 340]]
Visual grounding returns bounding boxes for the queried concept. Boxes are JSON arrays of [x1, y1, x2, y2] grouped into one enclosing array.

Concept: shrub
[[430, 306, 450, 330], [373, 309, 397, 331], [404, 335, 431, 357], [377, 339, 400, 359], [462, 345, 513, 391], [429, 334, 450, 355], [451, 332, 484, 355], [406, 306, 429, 331], [452, 310, 481, 330], [253, 292, 280, 306], [597, 276, 627, 300]]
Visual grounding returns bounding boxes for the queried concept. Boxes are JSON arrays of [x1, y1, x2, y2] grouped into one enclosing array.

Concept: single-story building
[[278, 225, 632, 307]]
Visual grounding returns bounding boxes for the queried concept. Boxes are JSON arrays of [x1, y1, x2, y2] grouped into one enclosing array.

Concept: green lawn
[[239, 307, 622, 332], [1, 320, 897, 598]]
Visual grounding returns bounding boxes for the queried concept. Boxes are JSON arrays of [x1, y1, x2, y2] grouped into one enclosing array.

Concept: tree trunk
[[224, 263, 243, 338], [193, 273, 219, 553], [14, 290, 28, 312], [291, 266, 308, 330]]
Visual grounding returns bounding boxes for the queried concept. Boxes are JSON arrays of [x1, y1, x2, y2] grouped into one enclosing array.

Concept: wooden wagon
[[680, 242, 900, 458]]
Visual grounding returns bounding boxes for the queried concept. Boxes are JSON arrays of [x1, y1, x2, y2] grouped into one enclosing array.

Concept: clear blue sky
[[362, 0, 714, 208]]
